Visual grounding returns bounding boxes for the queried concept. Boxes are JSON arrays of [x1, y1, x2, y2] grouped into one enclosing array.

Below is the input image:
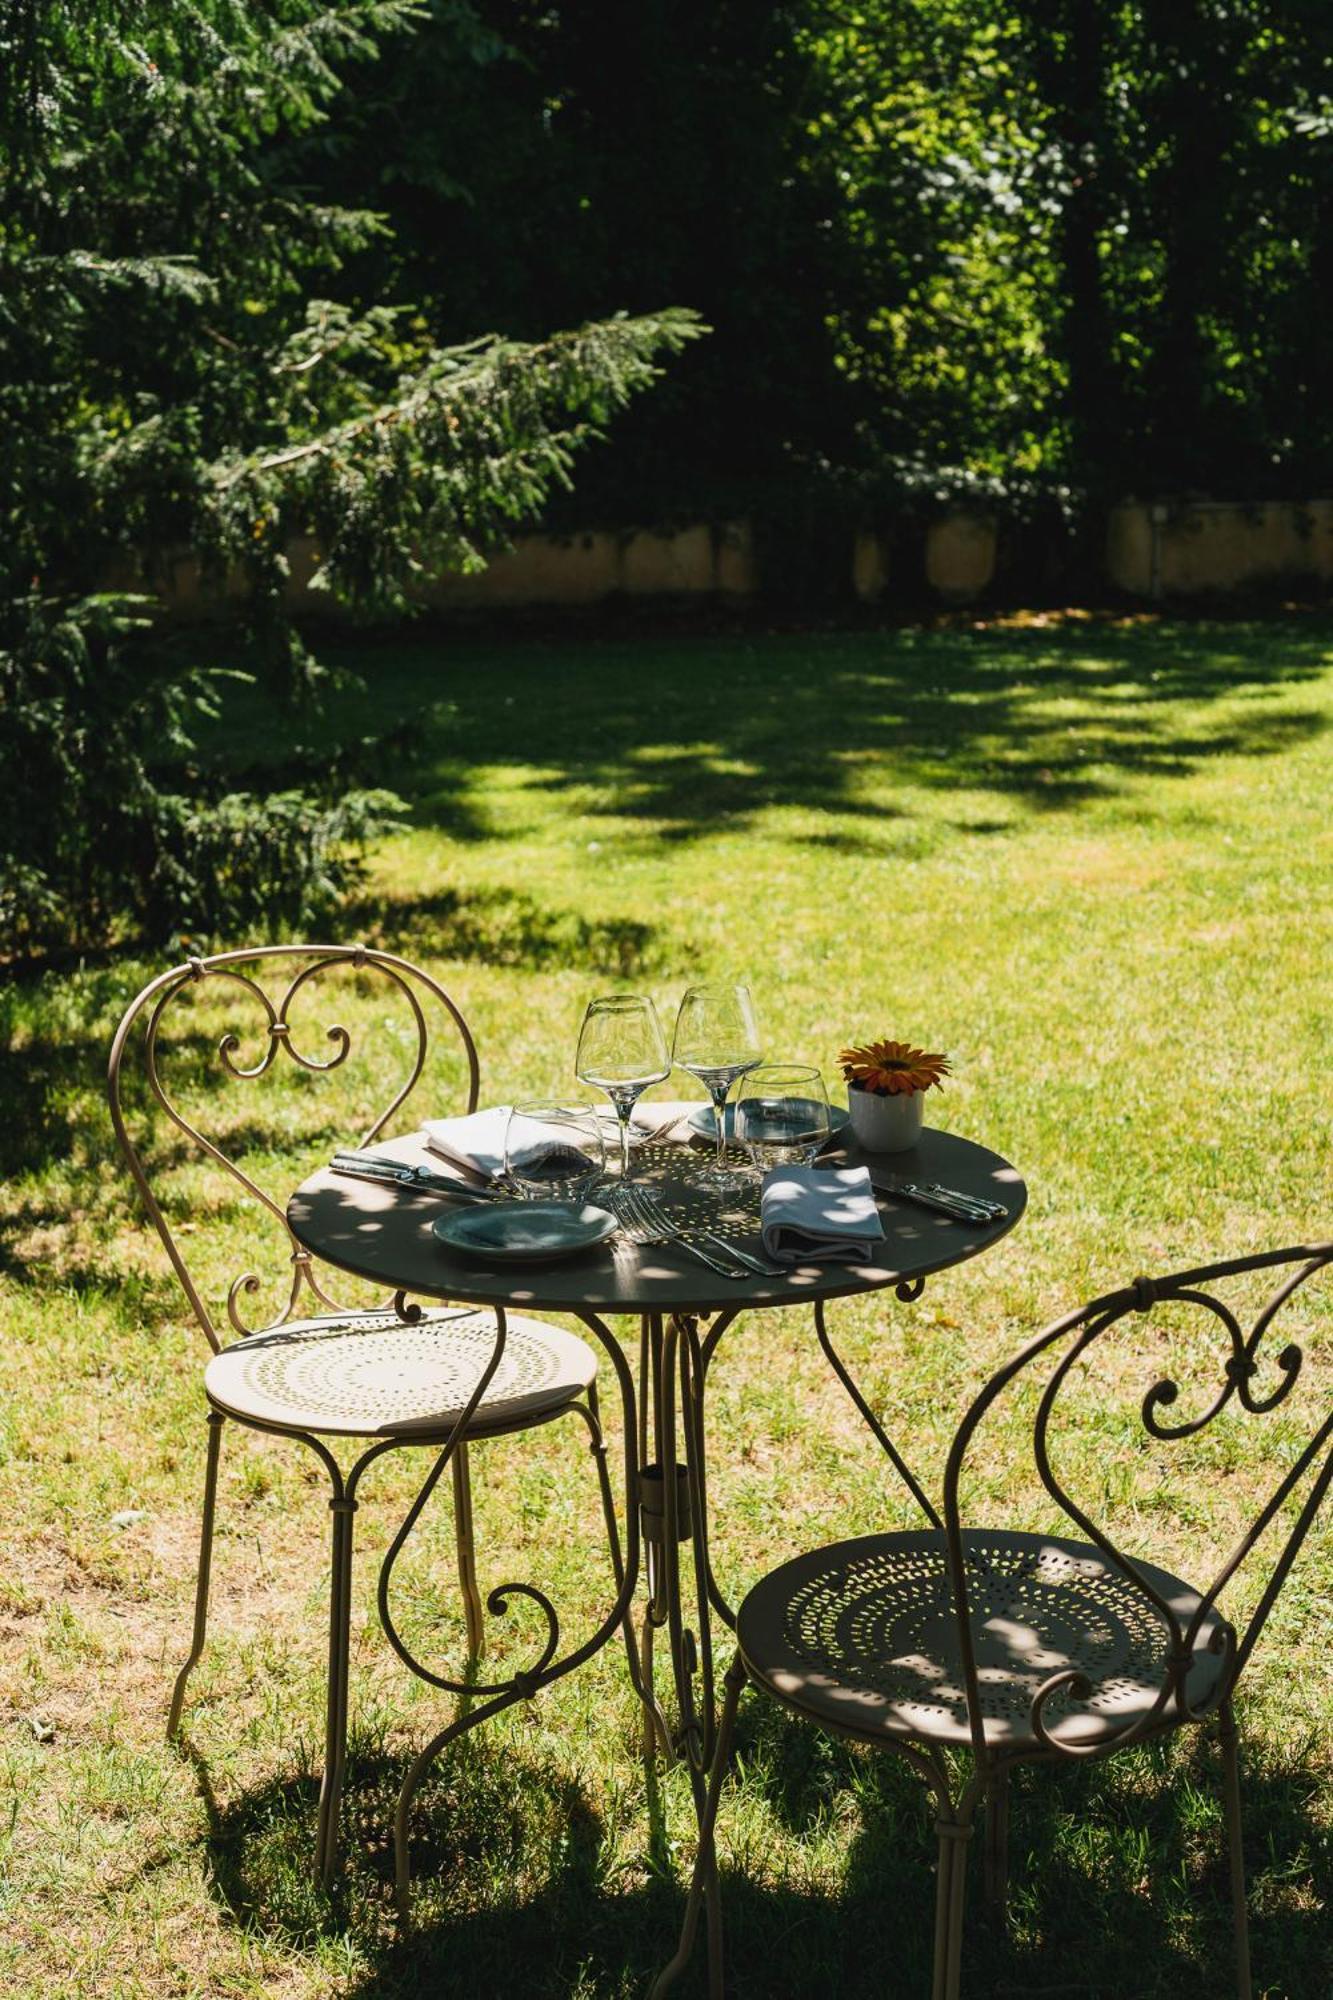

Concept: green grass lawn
[[3, 610, 1333, 1998]]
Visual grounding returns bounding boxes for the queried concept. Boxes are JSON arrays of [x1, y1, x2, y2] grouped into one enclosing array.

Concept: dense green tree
[[293, 2, 856, 527], [299, 0, 1333, 535], [1005, 0, 1333, 500], [800, 1, 1064, 503], [0, 0, 700, 951]]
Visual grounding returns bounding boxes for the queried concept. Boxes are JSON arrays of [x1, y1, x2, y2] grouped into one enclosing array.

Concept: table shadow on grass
[[733, 1702, 1333, 1998], [192, 1736, 680, 1998], [184, 1703, 1333, 1998]]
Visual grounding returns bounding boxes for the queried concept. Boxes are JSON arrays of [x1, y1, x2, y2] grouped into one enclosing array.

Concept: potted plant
[[837, 1038, 952, 1153]]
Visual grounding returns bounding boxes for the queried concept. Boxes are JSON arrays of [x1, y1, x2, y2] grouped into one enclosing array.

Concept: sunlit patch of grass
[[2, 612, 1333, 1995]]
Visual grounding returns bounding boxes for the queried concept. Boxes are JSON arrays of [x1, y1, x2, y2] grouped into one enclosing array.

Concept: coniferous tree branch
[[0, 1, 705, 952]]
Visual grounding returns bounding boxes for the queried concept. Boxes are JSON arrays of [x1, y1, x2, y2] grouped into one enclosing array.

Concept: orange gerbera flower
[[838, 1038, 952, 1096]]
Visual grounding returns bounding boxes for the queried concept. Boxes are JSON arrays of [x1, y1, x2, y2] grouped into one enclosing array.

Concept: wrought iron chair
[[652, 1241, 1333, 2000], [108, 944, 627, 1889]]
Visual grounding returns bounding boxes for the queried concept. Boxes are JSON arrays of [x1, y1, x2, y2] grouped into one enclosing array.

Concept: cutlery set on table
[[325, 980, 1007, 1281]]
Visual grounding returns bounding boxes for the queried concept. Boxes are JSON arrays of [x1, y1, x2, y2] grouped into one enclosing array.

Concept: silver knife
[[920, 1181, 1008, 1220], [335, 1146, 507, 1187], [330, 1159, 501, 1201], [660, 1234, 751, 1280], [874, 1179, 1002, 1223]]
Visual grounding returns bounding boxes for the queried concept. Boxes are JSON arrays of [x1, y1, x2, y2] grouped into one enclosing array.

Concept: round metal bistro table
[[287, 1124, 1026, 1902]]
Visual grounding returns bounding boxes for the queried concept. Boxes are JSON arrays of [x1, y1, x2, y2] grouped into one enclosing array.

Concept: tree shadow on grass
[[0, 1034, 117, 1187], [8, 616, 1328, 1195], [342, 884, 665, 978], [0, 1006, 368, 1283], [0, 885, 661, 1227], [371, 615, 1333, 847]]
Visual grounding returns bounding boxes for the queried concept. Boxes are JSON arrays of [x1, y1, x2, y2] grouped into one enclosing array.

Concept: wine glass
[[735, 1065, 831, 1171], [671, 982, 761, 1191], [575, 994, 670, 1182], [504, 1103, 605, 1202]]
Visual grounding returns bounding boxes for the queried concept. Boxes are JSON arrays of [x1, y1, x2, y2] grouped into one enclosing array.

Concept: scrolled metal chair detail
[[108, 944, 636, 1901], [651, 1242, 1333, 2000]]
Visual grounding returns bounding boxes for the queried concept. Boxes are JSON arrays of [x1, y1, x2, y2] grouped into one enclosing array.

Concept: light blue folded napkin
[[760, 1165, 886, 1263]]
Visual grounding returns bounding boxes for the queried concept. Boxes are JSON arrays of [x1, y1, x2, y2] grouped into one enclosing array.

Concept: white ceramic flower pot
[[846, 1083, 924, 1153]]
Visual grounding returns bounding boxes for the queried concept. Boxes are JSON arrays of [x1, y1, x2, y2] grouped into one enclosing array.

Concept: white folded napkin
[[626, 1099, 700, 1140], [421, 1106, 512, 1181], [760, 1165, 886, 1264]]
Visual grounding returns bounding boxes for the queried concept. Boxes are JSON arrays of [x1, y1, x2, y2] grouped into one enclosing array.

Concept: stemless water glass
[[575, 994, 670, 1181], [671, 982, 761, 1191], [735, 1065, 831, 1171], [504, 1103, 605, 1202]]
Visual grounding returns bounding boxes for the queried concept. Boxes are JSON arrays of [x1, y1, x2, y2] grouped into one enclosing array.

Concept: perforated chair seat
[[204, 1307, 597, 1440], [737, 1529, 1230, 1755]]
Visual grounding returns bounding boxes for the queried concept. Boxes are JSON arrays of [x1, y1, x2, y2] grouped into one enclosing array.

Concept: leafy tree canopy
[[299, 0, 1333, 527]]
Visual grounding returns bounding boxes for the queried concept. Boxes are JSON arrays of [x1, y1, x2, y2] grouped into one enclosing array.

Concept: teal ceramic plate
[[687, 1100, 851, 1144], [433, 1200, 616, 1264]]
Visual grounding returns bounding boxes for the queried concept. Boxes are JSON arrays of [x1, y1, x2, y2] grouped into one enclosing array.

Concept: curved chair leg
[[704, 1857, 725, 2000], [167, 1409, 225, 1741], [931, 1820, 953, 2000], [450, 1442, 485, 1666], [314, 1494, 358, 1888], [933, 1813, 974, 2000], [983, 1766, 1010, 1920], [1218, 1703, 1253, 2000], [648, 1653, 746, 2000]]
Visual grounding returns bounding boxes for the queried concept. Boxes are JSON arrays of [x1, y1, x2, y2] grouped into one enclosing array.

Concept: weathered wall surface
[[143, 501, 1333, 619], [409, 522, 758, 610], [1107, 501, 1333, 598]]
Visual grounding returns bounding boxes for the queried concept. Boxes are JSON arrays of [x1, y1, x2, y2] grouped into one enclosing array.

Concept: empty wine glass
[[671, 982, 761, 1191], [735, 1065, 831, 1171], [504, 1103, 605, 1202], [575, 994, 670, 1181]]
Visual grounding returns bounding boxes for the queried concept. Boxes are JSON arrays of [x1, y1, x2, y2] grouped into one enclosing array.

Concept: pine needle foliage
[[0, 0, 702, 953]]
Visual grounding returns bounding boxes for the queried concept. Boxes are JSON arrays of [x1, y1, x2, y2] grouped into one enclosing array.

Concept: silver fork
[[601, 1181, 657, 1246], [627, 1185, 785, 1279], [608, 1184, 751, 1280]]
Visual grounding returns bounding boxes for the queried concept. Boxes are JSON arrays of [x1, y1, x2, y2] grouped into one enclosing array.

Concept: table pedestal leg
[[643, 1307, 722, 1915], [639, 1451, 693, 1753]]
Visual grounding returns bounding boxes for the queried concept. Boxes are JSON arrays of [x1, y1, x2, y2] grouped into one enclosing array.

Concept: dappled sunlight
[[4, 617, 1333, 2000], [320, 619, 1333, 849]]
